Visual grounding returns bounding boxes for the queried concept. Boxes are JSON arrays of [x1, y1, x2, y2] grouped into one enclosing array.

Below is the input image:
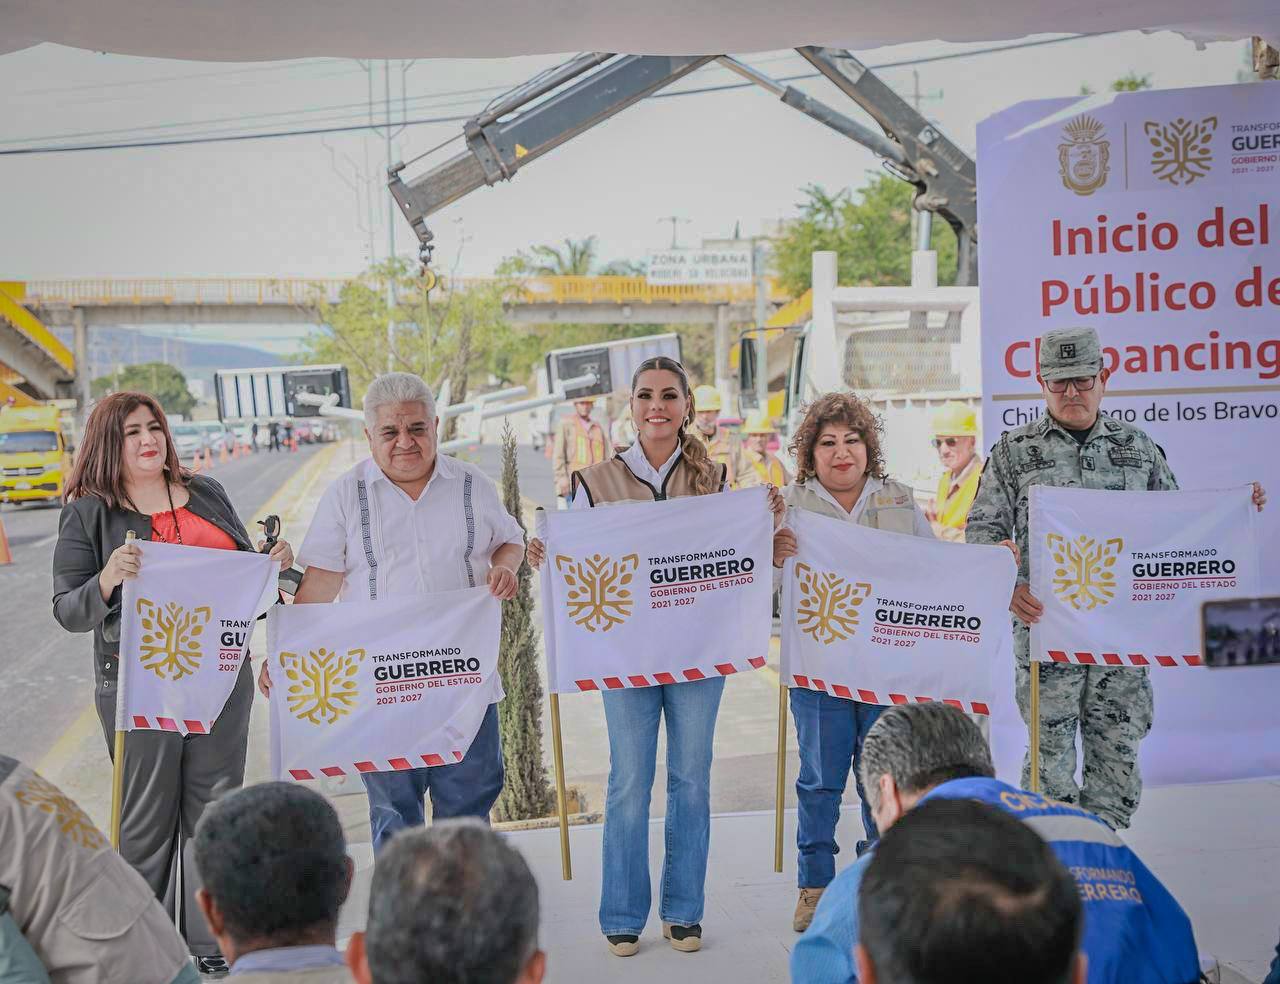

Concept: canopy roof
[[3, 0, 1278, 61]]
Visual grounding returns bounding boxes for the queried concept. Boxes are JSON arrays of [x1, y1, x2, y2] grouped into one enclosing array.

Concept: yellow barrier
[[24, 275, 789, 310], [0, 283, 74, 374]]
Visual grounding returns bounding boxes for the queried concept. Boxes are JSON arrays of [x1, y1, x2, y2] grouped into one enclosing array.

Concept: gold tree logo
[[1057, 115, 1110, 196], [1047, 533, 1124, 611], [15, 774, 107, 850], [555, 553, 639, 633], [1145, 116, 1217, 186], [794, 563, 872, 645], [279, 647, 366, 725], [136, 598, 212, 681]]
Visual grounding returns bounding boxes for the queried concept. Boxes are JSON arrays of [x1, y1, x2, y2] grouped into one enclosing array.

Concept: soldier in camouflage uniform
[[966, 326, 1177, 830]]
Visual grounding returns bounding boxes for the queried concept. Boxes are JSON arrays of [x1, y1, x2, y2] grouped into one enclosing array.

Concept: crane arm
[[388, 53, 715, 269]]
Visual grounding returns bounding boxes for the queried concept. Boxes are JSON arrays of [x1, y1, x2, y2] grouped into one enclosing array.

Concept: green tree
[[300, 259, 517, 405], [771, 175, 958, 295], [492, 422, 555, 822], [91, 362, 195, 417], [527, 237, 598, 276]]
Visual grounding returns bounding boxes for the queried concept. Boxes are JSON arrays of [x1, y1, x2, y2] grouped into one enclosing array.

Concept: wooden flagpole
[[549, 693, 572, 880], [774, 682, 788, 873], [109, 530, 136, 850]]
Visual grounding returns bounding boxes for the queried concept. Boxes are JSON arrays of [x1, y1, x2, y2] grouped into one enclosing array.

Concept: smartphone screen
[[1201, 597, 1280, 668]]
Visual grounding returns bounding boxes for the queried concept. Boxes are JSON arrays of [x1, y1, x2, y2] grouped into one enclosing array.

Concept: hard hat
[[742, 410, 777, 435], [693, 385, 722, 412], [932, 401, 977, 437]]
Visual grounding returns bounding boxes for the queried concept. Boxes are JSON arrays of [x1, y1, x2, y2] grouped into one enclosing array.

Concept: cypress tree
[[493, 421, 555, 821]]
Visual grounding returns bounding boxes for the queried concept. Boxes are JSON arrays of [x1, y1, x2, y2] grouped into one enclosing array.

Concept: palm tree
[[529, 236, 597, 276]]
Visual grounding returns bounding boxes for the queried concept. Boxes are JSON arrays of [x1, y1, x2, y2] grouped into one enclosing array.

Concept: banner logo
[[794, 563, 872, 644], [136, 599, 212, 681], [280, 647, 366, 724], [1048, 533, 1124, 610], [1145, 116, 1217, 186], [555, 553, 639, 632], [15, 774, 107, 850], [1057, 115, 1110, 196]]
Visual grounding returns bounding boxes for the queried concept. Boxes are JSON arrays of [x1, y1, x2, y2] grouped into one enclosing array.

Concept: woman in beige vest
[[770, 392, 936, 933], [529, 356, 781, 958]]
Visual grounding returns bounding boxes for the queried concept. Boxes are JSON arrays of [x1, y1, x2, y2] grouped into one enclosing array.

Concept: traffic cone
[[291, 437, 298, 453], [231, 442, 240, 459], [0, 517, 11, 566], [219, 444, 229, 463], [190, 450, 203, 473]]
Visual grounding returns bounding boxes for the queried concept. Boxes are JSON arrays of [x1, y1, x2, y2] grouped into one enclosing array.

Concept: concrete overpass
[[2, 275, 787, 404]]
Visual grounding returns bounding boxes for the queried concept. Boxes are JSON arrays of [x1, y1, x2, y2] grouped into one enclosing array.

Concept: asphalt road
[[0, 443, 324, 765]]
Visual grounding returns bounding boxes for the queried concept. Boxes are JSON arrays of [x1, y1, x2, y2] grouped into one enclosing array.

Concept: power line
[[9, 57, 348, 97], [0, 34, 1111, 157]]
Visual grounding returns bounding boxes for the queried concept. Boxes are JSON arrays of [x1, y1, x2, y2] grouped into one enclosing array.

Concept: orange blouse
[[149, 506, 238, 551]]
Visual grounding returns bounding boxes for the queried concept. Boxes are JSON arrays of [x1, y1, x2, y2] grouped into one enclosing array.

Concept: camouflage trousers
[[1013, 622, 1154, 830]]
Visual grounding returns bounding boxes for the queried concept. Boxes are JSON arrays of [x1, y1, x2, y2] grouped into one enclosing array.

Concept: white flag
[[539, 488, 773, 693], [117, 541, 277, 735], [781, 511, 1016, 713], [1030, 486, 1259, 667], [267, 586, 501, 780]]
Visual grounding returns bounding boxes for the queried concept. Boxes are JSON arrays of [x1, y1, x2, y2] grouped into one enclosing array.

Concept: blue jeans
[[598, 676, 725, 935], [361, 702, 504, 853], [791, 688, 884, 889]]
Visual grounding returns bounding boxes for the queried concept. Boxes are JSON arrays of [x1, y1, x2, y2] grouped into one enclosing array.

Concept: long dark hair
[[630, 356, 721, 495], [65, 392, 189, 508]]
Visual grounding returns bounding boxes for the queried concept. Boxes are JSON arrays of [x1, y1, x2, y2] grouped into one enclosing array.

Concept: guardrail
[[22, 276, 789, 308]]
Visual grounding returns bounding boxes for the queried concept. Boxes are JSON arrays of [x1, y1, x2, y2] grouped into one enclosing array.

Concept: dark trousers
[[790, 687, 884, 889], [361, 701, 505, 853], [94, 660, 253, 958]]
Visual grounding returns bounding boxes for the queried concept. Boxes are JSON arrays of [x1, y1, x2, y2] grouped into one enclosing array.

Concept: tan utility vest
[[784, 478, 918, 534], [571, 450, 726, 505]]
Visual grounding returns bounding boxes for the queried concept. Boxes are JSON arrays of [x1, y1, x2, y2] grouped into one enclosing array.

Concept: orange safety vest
[[564, 415, 608, 471]]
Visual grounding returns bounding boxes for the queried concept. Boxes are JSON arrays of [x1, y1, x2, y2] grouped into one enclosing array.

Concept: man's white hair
[[363, 372, 436, 430]]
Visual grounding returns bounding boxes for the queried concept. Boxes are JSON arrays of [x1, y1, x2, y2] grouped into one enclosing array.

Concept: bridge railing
[[24, 278, 352, 307], [23, 276, 788, 309]]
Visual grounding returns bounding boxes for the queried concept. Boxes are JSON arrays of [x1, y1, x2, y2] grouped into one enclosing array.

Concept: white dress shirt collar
[[620, 438, 682, 489], [363, 450, 457, 495], [810, 474, 884, 521]]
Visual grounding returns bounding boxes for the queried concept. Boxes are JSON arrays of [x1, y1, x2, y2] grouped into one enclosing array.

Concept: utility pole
[[657, 215, 690, 249], [753, 238, 769, 410], [361, 58, 415, 371]]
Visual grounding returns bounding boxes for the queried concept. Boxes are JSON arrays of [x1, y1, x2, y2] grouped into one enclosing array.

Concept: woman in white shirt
[[529, 356, 781, 958], [769, 392, 934, 934]]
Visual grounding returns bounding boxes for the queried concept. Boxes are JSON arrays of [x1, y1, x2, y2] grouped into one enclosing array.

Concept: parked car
[[293, 421, 316, 444], [199, 420, 234, 454], [169, 422, 208, 460]]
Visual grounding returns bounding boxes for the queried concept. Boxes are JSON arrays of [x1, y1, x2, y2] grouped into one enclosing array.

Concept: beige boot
[[793, 887, 825, 932]]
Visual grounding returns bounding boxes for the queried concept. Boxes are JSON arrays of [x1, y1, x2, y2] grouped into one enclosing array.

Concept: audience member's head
[[193, 782, 352, 964], [857, 797, 1086, 984], [859, 701, 995, 833], [348, 819, 545, 984]]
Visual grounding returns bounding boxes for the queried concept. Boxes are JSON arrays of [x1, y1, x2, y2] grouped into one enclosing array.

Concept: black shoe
[[662, 922, 702, 952], [605, 933, 640, 957], [195, 956, 230, 978]]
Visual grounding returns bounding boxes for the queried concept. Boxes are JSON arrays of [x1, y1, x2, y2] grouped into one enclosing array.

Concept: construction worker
[[738, 410, 790, 490], [552, 398, 609, 506], [691, 385, 743, 488], [924, 401, 982, 542]]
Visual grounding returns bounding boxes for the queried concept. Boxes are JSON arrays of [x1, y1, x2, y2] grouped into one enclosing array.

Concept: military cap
[[1039, 326, 1103, 380]]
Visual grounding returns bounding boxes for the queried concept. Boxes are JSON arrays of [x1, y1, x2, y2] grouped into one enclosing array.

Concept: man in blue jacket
[[790, 703, 1200, 984]]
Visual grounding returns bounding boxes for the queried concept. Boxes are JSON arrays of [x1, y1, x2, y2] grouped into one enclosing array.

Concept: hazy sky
[[0, 33, 1252, 351]]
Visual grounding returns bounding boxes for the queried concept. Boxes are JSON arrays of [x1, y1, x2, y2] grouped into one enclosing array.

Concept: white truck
[[738, 248, 980, 495]]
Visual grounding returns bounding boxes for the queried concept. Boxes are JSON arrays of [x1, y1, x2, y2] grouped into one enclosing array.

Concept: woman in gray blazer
[[51, 391, 292, 975]]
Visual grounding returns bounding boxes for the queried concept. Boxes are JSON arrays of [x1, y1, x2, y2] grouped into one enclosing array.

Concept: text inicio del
[[1050, 205, 1269, 257]]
